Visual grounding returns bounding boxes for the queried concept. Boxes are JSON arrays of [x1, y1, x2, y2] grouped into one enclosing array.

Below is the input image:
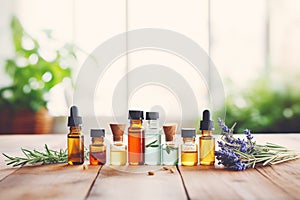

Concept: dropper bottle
[[199, 110, 215, 165], [67, 106, 84, 165]]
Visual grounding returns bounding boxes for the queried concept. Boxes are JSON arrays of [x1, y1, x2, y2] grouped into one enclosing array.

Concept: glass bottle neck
[[92, 137, 104, 144], [69, 126, 81, 133], [130, 119, 143, 127], [202, 130, 213, 136], [183, 137, 195, 143], [147, 120, 159, 129], [165, 140, 175, 145]]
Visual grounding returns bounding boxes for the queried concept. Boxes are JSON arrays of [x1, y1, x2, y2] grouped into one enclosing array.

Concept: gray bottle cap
[[90, 129, 105, 137], [181, 128, 196, 138]]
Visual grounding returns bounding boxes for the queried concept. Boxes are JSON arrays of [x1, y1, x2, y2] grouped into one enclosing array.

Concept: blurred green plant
[[0, 16, 76, 111], [223, 78, 300, 133]]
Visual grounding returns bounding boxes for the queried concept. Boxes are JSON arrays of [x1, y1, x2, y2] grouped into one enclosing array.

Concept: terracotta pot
[[0, 108, 53, 134]]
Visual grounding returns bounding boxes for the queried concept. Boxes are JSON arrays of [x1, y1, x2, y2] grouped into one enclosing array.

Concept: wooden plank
[[178, 165, 291, 199], [255, 134, 300, 199], [88, 165, 187, 199], [256, 159, 300, 199], [178, 134, 300, 199], [0, 134, 66, 180], [0, 163, 101, 200]]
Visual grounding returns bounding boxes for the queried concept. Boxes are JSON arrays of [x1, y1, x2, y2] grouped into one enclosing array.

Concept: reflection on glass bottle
[[110, 124, 127, 166], [145, 112, 161, 165], [181, 128, 198, 166], [162, 124, 178, 165], [89, 129, 106, 165]]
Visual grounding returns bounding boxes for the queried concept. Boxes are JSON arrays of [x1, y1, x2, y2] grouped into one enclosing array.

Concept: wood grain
[[88, 165, 187, 200], [179, 165, 291, 199], [0, 134, 66, 180], [0, 134, 299, 200], [0, 164, 101, 200]]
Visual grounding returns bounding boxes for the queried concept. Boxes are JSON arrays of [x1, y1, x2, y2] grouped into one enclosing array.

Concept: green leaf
[[146, 140, 158, 148]]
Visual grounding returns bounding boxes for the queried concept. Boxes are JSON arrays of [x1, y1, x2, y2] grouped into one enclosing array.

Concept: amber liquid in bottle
[[68, 126, 84, 165], [128, 120, 145, 165], [200, 130, 215, 165], [90, 137, 106, 165], [181, 138, 198, 166]]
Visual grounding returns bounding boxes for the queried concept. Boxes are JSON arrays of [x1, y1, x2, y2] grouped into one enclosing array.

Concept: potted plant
[[0, 16, 76, 134]]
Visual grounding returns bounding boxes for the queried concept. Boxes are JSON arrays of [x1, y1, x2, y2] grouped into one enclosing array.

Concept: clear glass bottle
[[110, 124, 127, 166], [89, 129, 106, 165], [67, 106, 84, 165], [181, 128, 198, 166], [162, 124, 178, 165], [145, 112, 161, 165], [128, 110, 145, 165], [199, 110, 215, 165]]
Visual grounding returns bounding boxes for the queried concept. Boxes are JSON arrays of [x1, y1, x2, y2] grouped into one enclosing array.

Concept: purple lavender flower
[[218, 118, 231, 133], [244, 129, 253, 140], [216, 119, 298, 171]]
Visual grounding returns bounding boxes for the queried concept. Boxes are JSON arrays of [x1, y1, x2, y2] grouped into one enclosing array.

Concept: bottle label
[[182, 143, 197, 151]]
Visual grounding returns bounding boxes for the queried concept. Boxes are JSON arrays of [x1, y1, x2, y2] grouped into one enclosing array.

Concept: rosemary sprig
[[2, 144, 67, 167], [165, 145, 177, 154], [146, 140, 159, 148]]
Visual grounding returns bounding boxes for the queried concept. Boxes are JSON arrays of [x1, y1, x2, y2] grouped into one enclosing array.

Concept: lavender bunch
[[216, 119, 299, 171]]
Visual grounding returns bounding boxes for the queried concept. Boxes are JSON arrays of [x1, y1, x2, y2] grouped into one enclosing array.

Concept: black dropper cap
[[90, 129, 105, 137], [67, 106, 82, 126], [128, 110, 144, 120], [181, 128, 196, 138], [146, 112, 159, 120], [200, 110, 214, 130]]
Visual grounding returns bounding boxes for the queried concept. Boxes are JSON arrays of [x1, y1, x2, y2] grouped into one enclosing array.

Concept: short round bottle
[[89, 129, 106, 165], [181, 128, 198, 166]]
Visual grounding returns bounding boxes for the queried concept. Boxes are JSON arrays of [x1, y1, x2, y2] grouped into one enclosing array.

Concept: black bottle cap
[[181, 128, 196, 138], [146, 112, 159, 120], [200, 110, 214, 130], [90, 129, 105, 137], [67, 106, 82, 126], [128, 110, 144, 120]]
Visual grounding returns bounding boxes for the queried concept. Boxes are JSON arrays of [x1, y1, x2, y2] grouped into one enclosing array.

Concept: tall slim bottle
[[110, 124, 127, 165], [199, 110, 215, 165], [145, 112, 161, 165], [67, 106, 84, 165], [162, 124, 178, 165], [181, 128, 198, 166], [128, 110, 145, 165]]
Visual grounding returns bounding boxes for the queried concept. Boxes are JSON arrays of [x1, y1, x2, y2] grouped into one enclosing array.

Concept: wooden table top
[[0, 133, 299, 200]]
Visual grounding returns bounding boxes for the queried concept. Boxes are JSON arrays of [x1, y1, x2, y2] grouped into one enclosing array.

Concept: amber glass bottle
[[67, 106, 84, 165], [89, 129, 106, 165], [181, 128, 198, 166], [128, 110, 145, 165], [199, 110, 215, 165]]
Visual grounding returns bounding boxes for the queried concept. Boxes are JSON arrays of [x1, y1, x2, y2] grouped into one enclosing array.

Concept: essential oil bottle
[[89, 129, 106, 165], [181, 128, 198, 166], [145, 112, 161, 165], [67, 106, 84, 165], [199, 110, 215, 165], [128, 110, 145, 165], [162, 124, 178, 165], [110, 124, 127, 166]]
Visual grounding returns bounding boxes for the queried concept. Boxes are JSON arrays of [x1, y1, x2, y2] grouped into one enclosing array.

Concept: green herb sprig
[[146, 140, 159, 148], [216, 119, 299, 170], [2, 144, 67, 167]]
